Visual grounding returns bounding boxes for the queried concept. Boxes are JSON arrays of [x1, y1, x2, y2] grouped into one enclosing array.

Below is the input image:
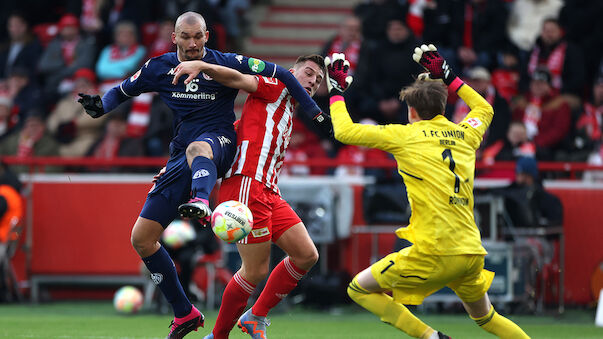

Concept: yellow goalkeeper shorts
[[370, 246, 494, 305]]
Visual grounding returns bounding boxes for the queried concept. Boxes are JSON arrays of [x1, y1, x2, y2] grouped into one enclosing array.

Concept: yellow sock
[[348, 278, 435, 338], [471, 306, 530, 339]]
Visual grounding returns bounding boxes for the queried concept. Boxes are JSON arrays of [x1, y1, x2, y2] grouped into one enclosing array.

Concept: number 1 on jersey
[[442, 149, 460, 193]]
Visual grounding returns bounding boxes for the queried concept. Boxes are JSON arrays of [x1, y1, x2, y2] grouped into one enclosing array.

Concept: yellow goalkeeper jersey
[[331, 84, 492, 255]]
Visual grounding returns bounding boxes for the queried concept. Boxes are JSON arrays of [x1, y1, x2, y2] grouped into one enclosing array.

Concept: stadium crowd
[[0, 0, 601, 177]]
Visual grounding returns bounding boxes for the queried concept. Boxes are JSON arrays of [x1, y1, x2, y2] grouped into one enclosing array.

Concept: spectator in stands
[[353, 0, 405, 43], [491, 46, 522, 103], [502, 157, 563, 228], [220, 0, 250, 50], [5, 66, 42, 129], [92, 0, 151, 48], [559, 0, 603, 89], [445, 0, 509, 72], [452, 67, 511, 149], [147, 18, 176, 59], [352, 18, 423, 124], [322, 15, 362, 76], [96, 21, 146, 82], [512, 67, 571, 160], [47, 68, 107, 157], [0, 108, 60, 173], [525, 18, 585, 107], [482, 121, 536, 164], [37, 14, 96, 102], [506, 0, 563, 53], [87, 112, 144, 168], [0, 96, 13, 141], [562, 74, 603, 162], [0, 12, 43, 81]]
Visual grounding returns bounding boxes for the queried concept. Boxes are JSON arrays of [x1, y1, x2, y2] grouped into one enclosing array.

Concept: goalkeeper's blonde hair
[[399, 80, 447, 120]]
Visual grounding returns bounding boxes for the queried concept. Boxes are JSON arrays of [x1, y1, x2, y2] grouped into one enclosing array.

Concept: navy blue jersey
[[119, 50, 251, 150], [102, 48, 323, 151]]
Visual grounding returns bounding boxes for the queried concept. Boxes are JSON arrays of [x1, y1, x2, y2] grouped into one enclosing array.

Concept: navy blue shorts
[[139, 130, 236, 227]]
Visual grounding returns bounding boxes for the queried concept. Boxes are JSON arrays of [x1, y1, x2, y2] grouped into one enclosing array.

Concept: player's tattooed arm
[[172, 60, 259, 93]]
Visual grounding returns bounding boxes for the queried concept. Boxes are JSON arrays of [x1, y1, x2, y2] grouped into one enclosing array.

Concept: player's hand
[[77, 93, 104, 118], [152, 166, 166, 183], [324, 53, 353, 95], [412, 44, 457, 86], [172, 60, 204, 85], [312, 111, 334, 137]]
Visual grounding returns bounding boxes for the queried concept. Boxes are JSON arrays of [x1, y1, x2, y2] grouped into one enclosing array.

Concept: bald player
[[77, 12, 331, 339]]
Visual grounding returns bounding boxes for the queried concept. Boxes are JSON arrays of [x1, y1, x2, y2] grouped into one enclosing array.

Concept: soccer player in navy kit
[[77, 12, 331, 339]]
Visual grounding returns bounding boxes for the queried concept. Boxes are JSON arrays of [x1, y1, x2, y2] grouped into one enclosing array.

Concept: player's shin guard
[[471, 306, 530, 339], [213, 273, 256, 339], [142, 246, 191, 317], [347, 278, 434, 339], [252, 257, 307, 317], [190, 156, 217, 200]]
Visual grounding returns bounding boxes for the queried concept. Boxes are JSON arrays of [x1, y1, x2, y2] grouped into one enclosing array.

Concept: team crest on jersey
[[248, 58, 265, 73], [130, 69, 141, 82], [202, 72, 213, 81], [466, 117, 482, 128]]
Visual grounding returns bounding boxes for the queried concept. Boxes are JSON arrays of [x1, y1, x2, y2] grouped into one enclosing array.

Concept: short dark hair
[[399, 80, 447, 120], [294, 54, 325, 74]]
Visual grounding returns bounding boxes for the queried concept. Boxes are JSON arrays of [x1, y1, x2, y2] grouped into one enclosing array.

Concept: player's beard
[[183, 48, 202, 61]]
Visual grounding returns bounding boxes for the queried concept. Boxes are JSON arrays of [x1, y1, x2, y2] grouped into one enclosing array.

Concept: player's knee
[[347, 278, 369, 303], [130, 231, 154, 256], [241, 265, 270, 285], [185, 141, 213, 160], [291, 247, 319, 270]]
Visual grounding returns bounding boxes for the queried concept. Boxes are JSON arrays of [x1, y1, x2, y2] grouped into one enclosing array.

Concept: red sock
[[252, 257, 307, 317], [212, 272, 255, 339]]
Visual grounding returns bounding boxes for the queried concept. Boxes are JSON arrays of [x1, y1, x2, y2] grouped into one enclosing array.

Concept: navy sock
[[142, 246, 191, 317], [190, 156, 217, 200]]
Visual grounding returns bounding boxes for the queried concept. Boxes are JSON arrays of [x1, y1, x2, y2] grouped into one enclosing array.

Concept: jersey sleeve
[[456, 84, 494, 150], [252, 76, 283, 101], [119, 58, 155, 97], [330, 96, 406, 153]]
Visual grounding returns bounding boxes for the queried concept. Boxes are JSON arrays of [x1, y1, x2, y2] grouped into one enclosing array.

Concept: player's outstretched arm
[[172, 60, 258, 93], [325, 53, 398, 151], [413, 44, 493, 137]]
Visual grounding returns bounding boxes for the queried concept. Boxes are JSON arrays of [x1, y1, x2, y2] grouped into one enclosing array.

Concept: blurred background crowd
[[0, 0, 601, 178]]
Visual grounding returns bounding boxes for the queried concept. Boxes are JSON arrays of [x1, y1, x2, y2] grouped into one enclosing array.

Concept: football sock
[[252, 257, 307, 317], [142, 246, 191, 318], [471, 306, 530, 339], [213, 272, 256, 339], [190, 156, 217, 200], [347, 277, 434, 338]]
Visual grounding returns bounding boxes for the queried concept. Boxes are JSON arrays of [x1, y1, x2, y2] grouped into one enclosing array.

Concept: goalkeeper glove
[[324, 53, 353, 96], [77, 93, 104, 118], [412, 44, 458, 86]]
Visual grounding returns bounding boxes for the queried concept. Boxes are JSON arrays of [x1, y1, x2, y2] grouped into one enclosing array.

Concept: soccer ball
[[113, 285, 143, 314], [162, 219, 196, 249], [211, 200, 253, 243]]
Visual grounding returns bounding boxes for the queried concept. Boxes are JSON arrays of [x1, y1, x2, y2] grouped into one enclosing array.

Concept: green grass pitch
[[0, 302, 601, 338]]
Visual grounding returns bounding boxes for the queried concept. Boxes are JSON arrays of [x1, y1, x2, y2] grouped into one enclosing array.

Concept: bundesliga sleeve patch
[[130, 69, 141, 82], [248, 58, 266, 73], [466, 117, 482, 128]]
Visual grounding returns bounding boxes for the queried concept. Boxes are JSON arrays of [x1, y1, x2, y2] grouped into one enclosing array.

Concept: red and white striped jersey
[[225, 76, 296, 192]]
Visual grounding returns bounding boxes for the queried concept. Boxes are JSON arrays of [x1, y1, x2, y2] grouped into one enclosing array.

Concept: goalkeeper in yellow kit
[[324, 45, 530, 339]]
